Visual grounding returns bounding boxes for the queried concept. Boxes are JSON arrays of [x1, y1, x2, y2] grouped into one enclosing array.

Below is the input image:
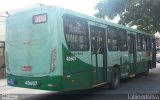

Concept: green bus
[[6, 6, 156, 91]]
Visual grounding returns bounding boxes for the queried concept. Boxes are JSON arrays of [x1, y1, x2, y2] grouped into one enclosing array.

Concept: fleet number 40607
[[66, 56, 76, 62]]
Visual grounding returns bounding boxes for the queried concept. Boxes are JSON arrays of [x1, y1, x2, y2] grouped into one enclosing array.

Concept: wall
[[0, 21, 5, 41], [0, 21, 5, 78], [0, 21, 5, 69]]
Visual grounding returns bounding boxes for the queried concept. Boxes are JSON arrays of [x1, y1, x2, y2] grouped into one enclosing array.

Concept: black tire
[[109, 67, 120, 89]]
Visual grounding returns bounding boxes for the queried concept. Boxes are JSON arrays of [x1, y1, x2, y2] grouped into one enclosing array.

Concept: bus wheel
[[109, 67, 120, 89]]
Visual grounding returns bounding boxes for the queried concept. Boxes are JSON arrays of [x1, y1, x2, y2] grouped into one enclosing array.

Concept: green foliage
[[95, 0, 160, 34]]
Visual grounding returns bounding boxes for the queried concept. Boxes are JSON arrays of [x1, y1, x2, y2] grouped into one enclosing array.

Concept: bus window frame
[[137, 34, 143, 51], [63, 14, 89, 51], [142, 35, 147, 51], [107, 26, 118, 51], [118, 28, 128, 51]]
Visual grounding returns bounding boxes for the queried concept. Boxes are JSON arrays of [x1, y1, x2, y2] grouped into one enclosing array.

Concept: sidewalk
[[0, 78, 7, 87]]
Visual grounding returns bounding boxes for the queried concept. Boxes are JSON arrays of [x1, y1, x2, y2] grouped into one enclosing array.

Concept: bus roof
[[8, 5, 154, 37], [58, 6, 153, 37]]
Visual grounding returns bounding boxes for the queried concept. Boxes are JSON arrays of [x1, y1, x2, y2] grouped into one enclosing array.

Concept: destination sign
[[33, 13, 47, 24]]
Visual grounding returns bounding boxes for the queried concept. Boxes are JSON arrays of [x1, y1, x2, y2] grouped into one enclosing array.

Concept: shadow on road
[[21, 77, 144, 100], [22, 90, 127, 100], [21, 67, 160, 100]]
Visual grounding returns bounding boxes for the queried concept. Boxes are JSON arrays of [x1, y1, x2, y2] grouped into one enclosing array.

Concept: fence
[[0, 41, 5, 68]]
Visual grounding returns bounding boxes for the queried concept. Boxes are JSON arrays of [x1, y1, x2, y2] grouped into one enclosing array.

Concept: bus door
[[128, 34, 136, 77], [90, 25, 107, 85]]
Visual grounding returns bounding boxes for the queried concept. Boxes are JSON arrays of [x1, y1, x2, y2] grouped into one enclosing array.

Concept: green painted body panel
[[63, 71, 92, 90], [7, 74, 63, 91], [136, 51, 150, 74], [62, 45, 93, 90]]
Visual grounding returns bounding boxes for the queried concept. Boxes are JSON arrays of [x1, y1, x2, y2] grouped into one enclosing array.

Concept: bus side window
[[91, 36, 96, 54], [118, 29, 127, 51], [142, 36, 147, 51], [97, 31, 103, 54], [63, 14, 89, 51], [90, 27, 104, 54], [107, 26, 118, 51], [137, 34, 142, 51]]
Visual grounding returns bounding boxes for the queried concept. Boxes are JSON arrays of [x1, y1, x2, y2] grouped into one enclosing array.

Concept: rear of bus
[[6, 6, 63, 91]]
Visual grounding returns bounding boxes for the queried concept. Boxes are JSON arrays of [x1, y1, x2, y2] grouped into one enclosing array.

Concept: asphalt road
[[1, 64, 160, 100]]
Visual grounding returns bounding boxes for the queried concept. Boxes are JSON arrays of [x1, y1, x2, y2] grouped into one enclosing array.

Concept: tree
[[95, 0, 160, 34]]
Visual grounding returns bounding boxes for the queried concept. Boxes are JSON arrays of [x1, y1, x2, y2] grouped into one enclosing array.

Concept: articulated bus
[[6, 6, 156, 91]]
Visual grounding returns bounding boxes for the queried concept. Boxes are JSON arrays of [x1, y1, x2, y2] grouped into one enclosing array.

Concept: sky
[[0, 0, 120, 23], [0, 0, 99, 16], [0, 0, 120, 41]]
